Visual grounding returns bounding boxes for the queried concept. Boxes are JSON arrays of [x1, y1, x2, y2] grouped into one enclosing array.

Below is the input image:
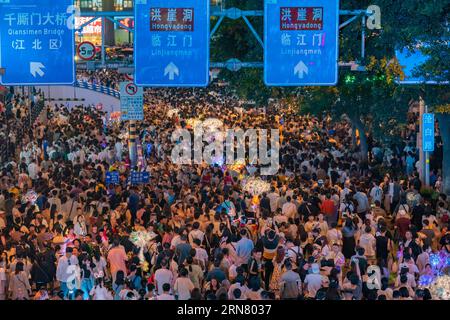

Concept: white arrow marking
[[164, 62, 179, 80], [294, 60, 308, 79], [30, 62, 45, 77]]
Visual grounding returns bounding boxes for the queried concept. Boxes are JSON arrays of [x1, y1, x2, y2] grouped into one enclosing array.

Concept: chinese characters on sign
[[0, 0, 75, 85], [150, 8, 194, 31], [120, 82, 144, 121], [75, 17, 102, 35], [105, 172, 120, 185], [264, 0, 339, 86], [280, 7, 323, 30], [134, 0, 209, 87], [422, 113, 435, 152], [130, 172, 150, 185]]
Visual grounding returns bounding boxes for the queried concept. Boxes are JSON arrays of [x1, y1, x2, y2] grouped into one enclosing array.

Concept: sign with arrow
[[294, 61, 308, 79], [264, 0, 339, 86], [0, 0, 75, 85], [134, 0, 210, 87], [164, 62, 179, 80], [30, 62, 45, 78]]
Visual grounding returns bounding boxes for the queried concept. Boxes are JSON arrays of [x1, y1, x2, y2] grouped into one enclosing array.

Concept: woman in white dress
[[89, 277, 113, 300]]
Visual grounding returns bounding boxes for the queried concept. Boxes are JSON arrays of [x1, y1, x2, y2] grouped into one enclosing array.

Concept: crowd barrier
[[74, 80, 120, 99]]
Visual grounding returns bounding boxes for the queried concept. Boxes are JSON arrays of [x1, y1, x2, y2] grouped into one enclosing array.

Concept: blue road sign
[[130, 171, 150, 185], [0, 0, 75, 85], [106, 171, 120, 185], [134, 0, 210, 87], [396, 47, 449, 85], [264, 0, 339, 86], [120, 81, 144, 121], [422, 113, 435, 152]]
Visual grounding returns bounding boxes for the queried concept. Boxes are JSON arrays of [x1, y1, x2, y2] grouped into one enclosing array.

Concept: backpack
[[288, 247, 302, 267], [343, 202, 353, 216], [223, 200, 236, 218]]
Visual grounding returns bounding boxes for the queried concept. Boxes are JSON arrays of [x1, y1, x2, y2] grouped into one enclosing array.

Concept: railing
[[74, 80, 120, 99]]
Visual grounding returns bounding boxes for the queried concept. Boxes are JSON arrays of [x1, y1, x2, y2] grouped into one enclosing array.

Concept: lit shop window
[[114, 0, 133, 11]]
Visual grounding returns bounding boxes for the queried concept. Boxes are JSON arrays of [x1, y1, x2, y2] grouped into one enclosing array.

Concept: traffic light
[[345, 75, 356, 84]]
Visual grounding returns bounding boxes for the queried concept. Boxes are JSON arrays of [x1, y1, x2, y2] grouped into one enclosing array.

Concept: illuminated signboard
[[75, 16, 102, 35]]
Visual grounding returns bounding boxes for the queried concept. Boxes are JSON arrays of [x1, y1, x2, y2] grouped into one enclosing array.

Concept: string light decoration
[[242, 177, 271, 196], [418, 251, 450, 299], [430, 253, 441, 268]]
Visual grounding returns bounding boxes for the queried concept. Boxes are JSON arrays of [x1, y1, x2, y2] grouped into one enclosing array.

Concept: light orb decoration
[[166, 108, 179, 118], [242, 177, 271, 196], [406, 191, 421, 208], [427, 275, 450, 300], [186, 118, 203, 128], [202, 118, 223, 131], [210, 155, 224, 167], [130, 231, 153, 263], [228, 159, 246, 172], [22, 190, 38, 204], [118, 132, 129, 140]]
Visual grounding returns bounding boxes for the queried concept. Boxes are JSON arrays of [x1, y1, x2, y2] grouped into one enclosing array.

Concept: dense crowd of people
[[0, 74, 448, 301]]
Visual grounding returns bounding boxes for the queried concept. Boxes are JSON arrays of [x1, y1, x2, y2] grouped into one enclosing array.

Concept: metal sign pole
[[425, 104, 430, 186], [418, 97, 425, 183], [101, 17, 106, 66], [129, 120, 137, 169]]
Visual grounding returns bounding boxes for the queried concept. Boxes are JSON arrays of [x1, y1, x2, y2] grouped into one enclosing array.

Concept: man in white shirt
[[235, 229, 254, 266], [27, 160, 40, 180], [56, 247, 80, 299], [47, 190, 62, 213], [154, 263, 174, 295], [303, 264, 323, 298], [228, 276, 249, 300], [340, 183, 351, 203], [188, 222, 205, 245], [156, 283, 175, 300], [170, 233, 181, 249], [369, 182, 383, 204]]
